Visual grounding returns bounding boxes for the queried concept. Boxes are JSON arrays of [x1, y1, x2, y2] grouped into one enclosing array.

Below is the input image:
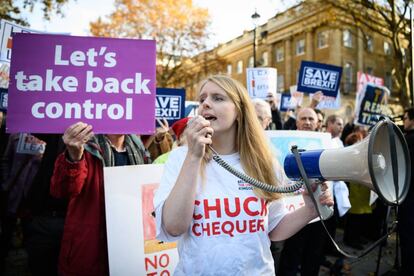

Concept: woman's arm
[[269, 182, 333, 241], [161, 116, 213, 236]]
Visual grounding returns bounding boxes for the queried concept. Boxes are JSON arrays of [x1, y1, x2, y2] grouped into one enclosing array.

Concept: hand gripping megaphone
[[284, 118, 411, 208]]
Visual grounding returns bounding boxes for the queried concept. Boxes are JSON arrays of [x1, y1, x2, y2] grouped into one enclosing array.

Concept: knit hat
[[171, 117, 191, 140]]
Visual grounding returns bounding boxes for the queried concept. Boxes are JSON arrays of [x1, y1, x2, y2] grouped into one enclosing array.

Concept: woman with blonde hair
[[154, 75, 332, 275]]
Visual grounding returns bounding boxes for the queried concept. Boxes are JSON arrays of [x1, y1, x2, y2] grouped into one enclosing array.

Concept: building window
[[277, 74, 284, 92], [227, 64, 232, 75], [276, 47, 284, 62], [236, 60, 243, 74], [385, 72, 392, 90], [248, 56, 254, 68], [261, 52, 268, 66], [344, 62, 354, 94], [317, 31, 329, 48], [366, 35, 373, 52], [384, 41, 391, 55], [296, 39, 305, 55], [343, 29, 353, 48]]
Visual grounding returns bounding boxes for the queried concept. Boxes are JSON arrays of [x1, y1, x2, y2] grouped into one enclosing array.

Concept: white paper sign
[[16, 133, 46, 155], [246, 67, 277, 99], [309, 91, 341, 110], [104, 165, 179, 276], [0, 20, 43, 63]]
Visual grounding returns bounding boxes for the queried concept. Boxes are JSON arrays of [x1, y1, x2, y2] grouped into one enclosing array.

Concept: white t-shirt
[[154, 146, 287, 276]]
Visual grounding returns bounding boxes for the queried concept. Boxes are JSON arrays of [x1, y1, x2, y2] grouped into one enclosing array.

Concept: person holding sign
[[50, 124, 150, 276], [154, 75, 333, 275]]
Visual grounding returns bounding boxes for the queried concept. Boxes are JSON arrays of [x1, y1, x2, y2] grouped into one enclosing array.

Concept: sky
[[20, 0, 295, 46]]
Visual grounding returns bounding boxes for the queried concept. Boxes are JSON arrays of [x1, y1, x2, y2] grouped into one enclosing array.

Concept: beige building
[[183, 3, 403, 120]]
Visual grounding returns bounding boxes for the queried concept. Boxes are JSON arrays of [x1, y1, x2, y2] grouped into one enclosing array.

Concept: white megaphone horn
[[284, 118, 411, 206]]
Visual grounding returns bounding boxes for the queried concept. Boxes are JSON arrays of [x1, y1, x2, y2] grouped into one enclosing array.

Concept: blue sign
[[280, 94, 294, 112], [297, 61, 342, 97], [0, 88, 7, 112], [355, 84, 388, 126], [155, 88, 185, 126]]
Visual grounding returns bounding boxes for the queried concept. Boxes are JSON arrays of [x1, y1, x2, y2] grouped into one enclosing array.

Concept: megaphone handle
[[312, 184, 334, 220]]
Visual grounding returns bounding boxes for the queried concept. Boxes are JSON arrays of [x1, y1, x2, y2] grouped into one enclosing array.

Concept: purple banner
[[7, 33, 156, 134]]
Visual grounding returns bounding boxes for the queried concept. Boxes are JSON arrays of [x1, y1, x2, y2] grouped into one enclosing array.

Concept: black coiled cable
[[211, 154, 303, 193]]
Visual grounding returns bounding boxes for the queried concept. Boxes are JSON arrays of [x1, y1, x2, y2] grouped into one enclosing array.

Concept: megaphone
[[284, 118, 411, 206]]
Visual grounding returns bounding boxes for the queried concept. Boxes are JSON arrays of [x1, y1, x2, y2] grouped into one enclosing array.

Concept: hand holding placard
[[62, 122, 94, 162]]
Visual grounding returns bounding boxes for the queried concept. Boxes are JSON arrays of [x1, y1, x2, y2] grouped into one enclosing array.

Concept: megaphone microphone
[[209, 117, 409, 259], [284, 118, 411, 206]]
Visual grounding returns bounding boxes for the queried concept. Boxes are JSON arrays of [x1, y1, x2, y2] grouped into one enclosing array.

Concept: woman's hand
[[185, 115, 214, 159], [62, 122, 94, 162], [302, 181, 334, 218]]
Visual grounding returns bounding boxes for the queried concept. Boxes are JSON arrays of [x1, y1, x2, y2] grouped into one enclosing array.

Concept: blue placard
[[280, 94, 293, 112], [0, 88, 7, 112], [355, 84, 387, 126], [297, 61, 342, 97], [155, 88, 186, 127]]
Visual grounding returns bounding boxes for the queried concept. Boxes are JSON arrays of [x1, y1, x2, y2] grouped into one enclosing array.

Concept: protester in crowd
[[252, 98, 273, 130], [50, 123, 150, 276], [322, 114, 351, 268], [342, 132, 372, 250], [154, 75, 333, 275], [278, 107, 332, 276], [326, 114, 344, 143], [19, 134, 67, 276], [143, 118, 173, 161], [0, 111, 8, 154], [399, 107, 414, 276], [315, 109, 325, 132], [0, 133, 44, 273], [283, 109, 298, 130], [265, 92, 284, 130], [153, 117, 190, 164]]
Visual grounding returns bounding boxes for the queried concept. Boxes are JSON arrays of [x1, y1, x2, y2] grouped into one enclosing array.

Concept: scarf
[[87, 134, 150, 167]]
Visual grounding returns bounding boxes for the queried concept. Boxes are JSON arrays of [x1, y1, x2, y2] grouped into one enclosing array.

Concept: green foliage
[[0, 0, 71, 26]]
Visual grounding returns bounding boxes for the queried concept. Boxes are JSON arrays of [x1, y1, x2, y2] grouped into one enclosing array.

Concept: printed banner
[[266, 130, 334, 220], [156, 88, 185, 126], [0, 88, 7, 112], [246, 67, 277, 99], [297, 61, 342, 97], [354, 84, 389, 126], [16, 133, 46, 155], [357, 72, 384, 94], [104, 165, 179, 275], [7, 33, 156, 134], [309, 91, 341, 110], [0, 19, 43, 63]]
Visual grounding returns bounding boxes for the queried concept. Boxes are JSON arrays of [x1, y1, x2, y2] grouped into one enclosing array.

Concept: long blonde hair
[[198, 75, 282, 201]]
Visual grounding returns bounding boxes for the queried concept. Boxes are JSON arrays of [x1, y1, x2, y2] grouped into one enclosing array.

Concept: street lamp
[[251, 10, 260, 67]]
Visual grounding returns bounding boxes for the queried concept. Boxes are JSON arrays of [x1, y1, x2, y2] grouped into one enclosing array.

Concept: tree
[[90, 0, 212, 88], [298, 0, 414, 107], [0, 0, 71, 26]]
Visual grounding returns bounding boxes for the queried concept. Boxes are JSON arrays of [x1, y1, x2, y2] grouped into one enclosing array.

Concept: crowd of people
[[0, 74, 412, 276]]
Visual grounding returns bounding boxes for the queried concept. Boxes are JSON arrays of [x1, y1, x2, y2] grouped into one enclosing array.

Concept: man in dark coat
[[399, 107, 414, 276]]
